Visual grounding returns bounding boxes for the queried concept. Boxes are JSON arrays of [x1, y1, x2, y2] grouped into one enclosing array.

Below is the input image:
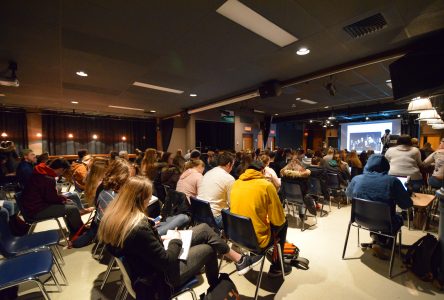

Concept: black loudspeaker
[[259, 81, 282, 98]]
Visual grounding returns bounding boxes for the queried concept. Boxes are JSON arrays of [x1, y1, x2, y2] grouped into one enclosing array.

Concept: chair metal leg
[[101, 257, 116, 290], [277, 243, 285, 281], [115, 282, 125, 300], [254, 252, 266, 300], [398, 230, 402, 259], [55, 218, 69, 245], [342, 223, 351, 259], [28, 223, 37, 234], [122, 288, 128, 300], [93, 241, 102, 257], [388, 236, 396, 278], [50, 270, 62, 292], [53, 256, 68, 285], [33, 279, 51, 300], [53, 244, 65, 265], [357, 227, 360, 247]]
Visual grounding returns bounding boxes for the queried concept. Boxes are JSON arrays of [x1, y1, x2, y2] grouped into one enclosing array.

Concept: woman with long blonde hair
[[141, 148, 158, 181], [98, 176, 263, 298], [84, 157, 109, 206]]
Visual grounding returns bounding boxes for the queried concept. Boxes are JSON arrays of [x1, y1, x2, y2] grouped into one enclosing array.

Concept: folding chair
[[326, 172, 347, 208], [308, 176, 331, 216]]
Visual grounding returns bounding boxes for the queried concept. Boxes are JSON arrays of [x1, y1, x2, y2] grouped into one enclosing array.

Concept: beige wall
[[168, 127, 187, 153], [26, 112, 43, 154], [185, 114, 196, 151]]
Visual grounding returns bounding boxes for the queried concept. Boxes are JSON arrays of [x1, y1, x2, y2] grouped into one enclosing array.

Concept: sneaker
[[235, 254, 264, 275], [315, 203, 321, 210], [268, 263, 292, 278]]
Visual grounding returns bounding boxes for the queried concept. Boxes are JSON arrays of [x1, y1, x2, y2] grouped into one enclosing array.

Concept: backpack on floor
[[267, 242, 310, 270], [200, 273, 240, 300], [404, 233, 441, 281]]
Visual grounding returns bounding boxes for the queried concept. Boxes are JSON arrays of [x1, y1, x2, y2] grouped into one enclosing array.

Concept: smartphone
[[153, 215, 162, 222]]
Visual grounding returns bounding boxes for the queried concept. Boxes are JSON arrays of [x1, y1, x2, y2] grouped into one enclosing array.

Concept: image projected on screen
[[349, 132, 381, 152], [340, 119, 401, 154]]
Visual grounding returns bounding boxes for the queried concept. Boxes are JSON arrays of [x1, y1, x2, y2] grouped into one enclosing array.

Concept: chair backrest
[[0, 208, 14, 256], [114, 256, 137, 299], [351, 198, 394, 233], [326, 173, 340, 189], [221, 209, 260, 253], [152, 181, 167, 203], [308, 177, 322, 196], [281, 180, 304, 205], [190, 197, 220, 232], [14, 191, 31, 222]]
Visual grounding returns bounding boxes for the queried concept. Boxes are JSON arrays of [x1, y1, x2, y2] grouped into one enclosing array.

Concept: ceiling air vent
[[343, 13, 387, 38]]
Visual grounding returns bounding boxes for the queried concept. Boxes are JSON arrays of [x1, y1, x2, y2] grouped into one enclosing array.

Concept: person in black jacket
[[16, 149, 36, 189], [98, 176, 263, 299], [307, 156, 329, 201]]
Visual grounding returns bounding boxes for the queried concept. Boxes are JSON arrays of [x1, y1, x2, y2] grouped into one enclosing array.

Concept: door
[[242, 134, 253, 151]]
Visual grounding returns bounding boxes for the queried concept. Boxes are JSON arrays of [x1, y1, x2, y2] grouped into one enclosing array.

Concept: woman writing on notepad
[[98, 176, 263, 299]]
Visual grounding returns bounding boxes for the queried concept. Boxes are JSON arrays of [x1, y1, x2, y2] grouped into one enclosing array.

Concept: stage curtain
[[195, 120, 234, 151], [160, 118, 174, 151], [0, 108, 28, 152], [41, 111, 156, 155]]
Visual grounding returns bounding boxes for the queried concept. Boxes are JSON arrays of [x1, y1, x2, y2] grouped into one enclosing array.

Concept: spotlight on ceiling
[[190, 93, 197, 97], [76, 71, 88, 77], [296, 47, 310, 55], [92, 134, 98, 140], [68, 133, 74, 138], [366, 116, 370, 120]]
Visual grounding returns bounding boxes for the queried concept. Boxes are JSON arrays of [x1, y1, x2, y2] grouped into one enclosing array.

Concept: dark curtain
[[260, 115, 272, 149], [195, 120, 234, 151], [401, 115, 419, 138], [160, 118, 174, 151], [0, 108, 28, 152], [42, 111, 156, 155]]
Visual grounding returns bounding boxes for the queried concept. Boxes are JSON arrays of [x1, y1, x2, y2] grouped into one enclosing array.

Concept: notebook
[[163, 230, 192, 261]]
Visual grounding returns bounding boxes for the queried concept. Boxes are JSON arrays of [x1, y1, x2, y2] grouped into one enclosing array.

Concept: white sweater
[[385, 145, 422, 180], [197, 166, 235, 217]]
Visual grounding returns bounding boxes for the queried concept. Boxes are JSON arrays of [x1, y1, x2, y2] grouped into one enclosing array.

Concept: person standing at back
[[197, 152, 235, 229], [381, 129, 391, 153], [16, 149, 36, 189], [385, 135, 423, 192]]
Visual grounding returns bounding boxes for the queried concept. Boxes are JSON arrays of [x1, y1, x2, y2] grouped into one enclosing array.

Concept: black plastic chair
[[342, 198, 403, 278], [308, 177, 331, 216], [14, 192, 69, 245], [281, 180, 317, 231], [326, 172, 348, 208], [152, 181, 167, 204], [221, 209, 284, 300], [190, 196, 221, 234]]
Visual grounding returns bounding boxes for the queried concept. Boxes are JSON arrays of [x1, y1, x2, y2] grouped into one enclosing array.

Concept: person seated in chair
[[346, 154, 412, 259], [21, 159, 84, 237], [16, 149, 36, 189], [307, 156, 330, 205], [98, 176, 263, 299], [71, 154, 93, 191], [231, 161, 292, 278], [326, 153, 350, 187]]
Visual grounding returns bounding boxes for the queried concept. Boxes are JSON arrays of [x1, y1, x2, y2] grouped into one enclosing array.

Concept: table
[[409, 193, 436, 230]]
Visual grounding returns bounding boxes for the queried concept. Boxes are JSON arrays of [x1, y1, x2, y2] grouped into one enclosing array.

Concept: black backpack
[[200, 273, 240, 300], [404, 234, 441, 281]]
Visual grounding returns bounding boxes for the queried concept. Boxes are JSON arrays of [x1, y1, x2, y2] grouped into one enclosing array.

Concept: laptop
[[395, 176, 409, 191]]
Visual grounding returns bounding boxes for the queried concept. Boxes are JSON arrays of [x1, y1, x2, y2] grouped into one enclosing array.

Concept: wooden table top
[[411, 193, 435, 208]]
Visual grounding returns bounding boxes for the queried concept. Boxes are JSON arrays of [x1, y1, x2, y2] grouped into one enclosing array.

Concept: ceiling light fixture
[[36, 133, 42, 137], [76, 71, 88, 77], [385, 79, 391, 83], [68, 133, 74, 138], [296, 48, 310, 55], [366, 116, 370, 120], [408, 97, 433, 113], [418, 109, 440, 121], [0, 94, 5, 97], [188, 91, 259, 114], [1, 132, 7, 137], [274, 113, 279, 116], [149, 110, 156, 113], [71, 101, 79, 104], [108, 105, 144, 111], [397, 114, 401, 117], [216, 0, 298, 47], [324, 106, 329, 109], [309, 120, 313, 123], [297, 99, 317, 104], [296, 97, 301, 101], [133, 81, 184, 94], [122, 136, 127, 141], [432, 124, 444, 129], [92, 134, 98, 140], [427, 119, 443, 124], [253, 109, 265, 114], [190, 93, 197, 97]]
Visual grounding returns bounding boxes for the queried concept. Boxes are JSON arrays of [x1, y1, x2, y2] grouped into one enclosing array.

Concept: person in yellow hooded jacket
[[230, 161, 291, 277]]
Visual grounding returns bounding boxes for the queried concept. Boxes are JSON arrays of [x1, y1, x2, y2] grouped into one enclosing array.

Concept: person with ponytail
[[176, 159, 205, 200]]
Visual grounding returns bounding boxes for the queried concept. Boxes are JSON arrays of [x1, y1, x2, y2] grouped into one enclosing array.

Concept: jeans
[[167, 223, 230, 289], [264, 220, 288, 269], [370, 214, 403, 248], [214, 214, 223, 230], [63, 192, 85, 209], [156, 214, 190, 236], [1, 200, 17, 216], [428, 176, 443, 189], [33, 203, 84, 236]]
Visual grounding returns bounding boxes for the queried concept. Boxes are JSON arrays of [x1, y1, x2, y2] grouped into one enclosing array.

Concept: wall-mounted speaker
[[259, 80, 282, 98]]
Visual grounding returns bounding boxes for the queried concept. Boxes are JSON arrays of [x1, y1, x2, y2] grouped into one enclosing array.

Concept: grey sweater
[[384, 145, 422, 180]]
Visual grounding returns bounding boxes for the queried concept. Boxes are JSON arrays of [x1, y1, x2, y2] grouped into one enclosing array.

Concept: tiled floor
[[15, 204, 442, 299]]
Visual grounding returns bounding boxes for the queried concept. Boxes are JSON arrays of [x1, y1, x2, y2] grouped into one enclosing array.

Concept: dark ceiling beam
[[274, 101, 407, 123]]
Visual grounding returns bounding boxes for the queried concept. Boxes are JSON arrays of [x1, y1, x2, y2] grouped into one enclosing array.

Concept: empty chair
[[342, 198, 403, 278], [308, 176, 331, 216], [326, 172, 348, 208], [281, 180, 317, 231], [222, 209, 284, 300], [190, 196, 221, 233], [0, 249, 61, 300]]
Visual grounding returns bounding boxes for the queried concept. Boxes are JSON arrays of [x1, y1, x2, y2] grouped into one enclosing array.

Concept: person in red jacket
[[21, 158, 84, 236]]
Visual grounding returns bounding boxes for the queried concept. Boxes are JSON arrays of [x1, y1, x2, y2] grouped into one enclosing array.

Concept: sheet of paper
[[163, 230, 193, 261], [0, 200, 4, 207]]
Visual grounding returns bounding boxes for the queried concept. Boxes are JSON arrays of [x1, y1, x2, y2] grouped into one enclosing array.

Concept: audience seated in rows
[[15, 148, 36, 189], [83, 157, 109, 207], [176, 159, 205, 200], [307, 156, 329, 200], [230, 161, 291, 277], [326, 153, 350, 187], [385, 135, 423, 192], [21, 159, 84, 237], [160, 152, 182, 189], [141, 148, 158, 181], [260, 154, 281, 191], [71, 154, 93, 191], [98, 176, 262, 298], [197, 152, 235, 229]]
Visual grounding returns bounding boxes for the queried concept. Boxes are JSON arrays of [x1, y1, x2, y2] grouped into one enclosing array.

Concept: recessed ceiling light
[[366, 116, 370, 120], [309, 120, 313, 123], [92, 134, 98, 140], [68, 133, 74, 138], [386, 79, 391, 83], [296, 47, 310, 55], [291, 103, 296, 108], [76, 71, 88, 77], [108, 105, 144, 111], [133, 81, 184, 94], [323, 124, 327, 128], [274, 113, 279, 116], [296, 97, 301, 100], [71, 101, 79, 104], [298, 99, 317, 104], [1, 132, 7, 137], [149, 110, 156, 113], [326, 120, 330, 124], [324, 106, 329, 109], [190, 93, 197, 97], [397, 114, 401, 117], [36, 133, 42, 137], [216, 0, 298, 47], [122, 136, 127, 141]]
